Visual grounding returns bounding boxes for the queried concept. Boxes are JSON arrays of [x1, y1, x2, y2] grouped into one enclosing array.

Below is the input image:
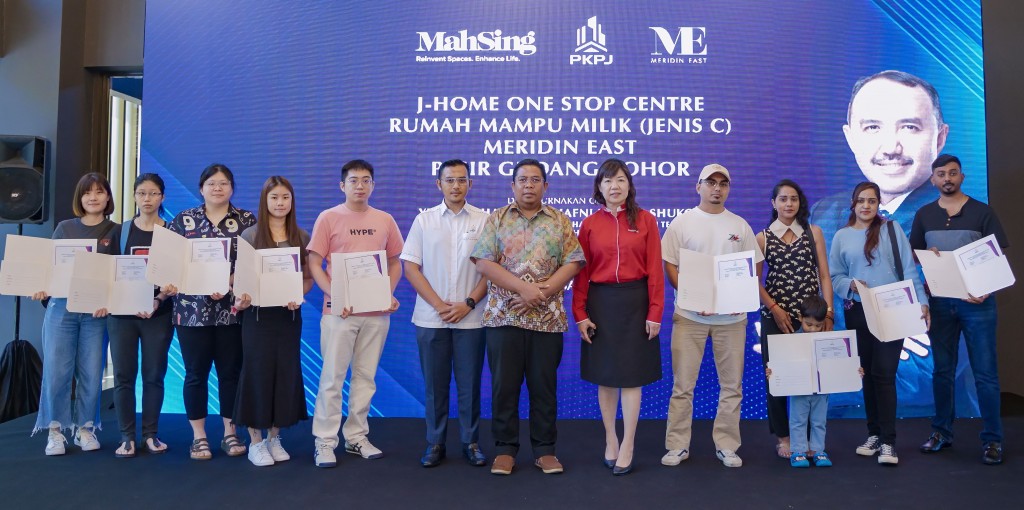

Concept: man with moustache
[[810, 70, 965, 416], [660, 164, 764, 468], [470, 158, 585, 475], [910, 154, 1008, 465], [401, 159, 490, 468]]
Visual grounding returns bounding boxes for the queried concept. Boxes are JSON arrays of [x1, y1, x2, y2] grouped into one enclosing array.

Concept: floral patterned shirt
[[470, 202, 585, 333], [167, 203, 256, 327]]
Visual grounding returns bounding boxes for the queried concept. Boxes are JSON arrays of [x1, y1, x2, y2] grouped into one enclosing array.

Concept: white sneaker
[[345, 437, 384, 459], [661, 449, 690, 466], [878, 444, 899, 465], [267, 436, 290, 462], [248, 439, 275, 467], [716, 449, 743, 468], [314, 442, 337, 468], [74, 427, 101, 451], [45, 429, 67, 456], [856, 435, 881, 456]]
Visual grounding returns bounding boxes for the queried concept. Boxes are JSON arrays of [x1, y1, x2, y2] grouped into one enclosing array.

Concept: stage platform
[[1, 391, 1019, 509]]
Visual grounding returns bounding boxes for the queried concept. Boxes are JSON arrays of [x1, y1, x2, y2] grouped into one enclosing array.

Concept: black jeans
[[759, 314, 800, 439], [176, 324, 243, 421], [486, 326, 563, 457], [845, 302, 902, 446], [107, 315, 174, 441]]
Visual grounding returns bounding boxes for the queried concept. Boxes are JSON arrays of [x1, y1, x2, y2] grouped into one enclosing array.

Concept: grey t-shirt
[[52, 218, 118, 254]]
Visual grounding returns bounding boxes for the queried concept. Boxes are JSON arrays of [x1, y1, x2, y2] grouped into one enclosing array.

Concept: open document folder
[[145, 225, 230, 296], [233, 238, 304, 307], [0, 234, 97, 298], [766, 330, 862, 396], [66, 252, 154, 315], [916, 234, 1015, 299], [854, 280, 928, 342], [675, 249, 758, 314], [331, 250, 391, 314]]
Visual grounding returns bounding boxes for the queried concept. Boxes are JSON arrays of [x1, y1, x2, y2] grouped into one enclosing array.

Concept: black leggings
[[176, 324, 243, 421]]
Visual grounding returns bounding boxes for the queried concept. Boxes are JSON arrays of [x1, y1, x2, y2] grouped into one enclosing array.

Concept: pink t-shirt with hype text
[[307, 203, 404, 315]]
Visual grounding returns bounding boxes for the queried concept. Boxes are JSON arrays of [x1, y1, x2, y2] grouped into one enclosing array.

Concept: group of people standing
[[28, 152, 1006, 473]]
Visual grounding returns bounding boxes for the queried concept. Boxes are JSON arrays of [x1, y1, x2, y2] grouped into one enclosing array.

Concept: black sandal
[[115, 441, 136, 459], [190, 438, 212, 460], [220, 434, 247, 457], [144, 437, 168, 454]]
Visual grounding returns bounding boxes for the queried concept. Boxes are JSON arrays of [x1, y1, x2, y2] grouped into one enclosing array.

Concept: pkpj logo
[[570, 16, 613, 66]]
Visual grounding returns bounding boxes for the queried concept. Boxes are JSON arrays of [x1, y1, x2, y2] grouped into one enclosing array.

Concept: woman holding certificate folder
[[165, 164, 256, 460], [829, 181, 929, 466], [233, 176, 312, 467], [106, 173, 175, 458], [33, 173, 118, 456]]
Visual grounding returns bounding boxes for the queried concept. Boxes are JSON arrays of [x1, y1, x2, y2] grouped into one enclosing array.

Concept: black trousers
[[107, 314, 174, 441], [845, 302, 902, 445], [486, 326, 563, 457], [759, 314, 800, 439], [176, 324, 243, 421]]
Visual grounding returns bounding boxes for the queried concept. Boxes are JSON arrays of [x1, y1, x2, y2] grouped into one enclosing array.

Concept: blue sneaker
[[813, 451, 832, 467], [790, 452, 810, 468]]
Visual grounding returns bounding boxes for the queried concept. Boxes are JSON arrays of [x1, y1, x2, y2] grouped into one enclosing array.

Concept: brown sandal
[[190, 438, 212, 460], [220, 434, 247, 457]]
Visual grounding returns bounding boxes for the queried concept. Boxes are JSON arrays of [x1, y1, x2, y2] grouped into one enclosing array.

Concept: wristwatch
[[465, 297, 477, 310]]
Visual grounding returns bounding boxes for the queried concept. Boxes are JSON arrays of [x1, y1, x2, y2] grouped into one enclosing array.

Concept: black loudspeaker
[[0, 135, 50, 224]]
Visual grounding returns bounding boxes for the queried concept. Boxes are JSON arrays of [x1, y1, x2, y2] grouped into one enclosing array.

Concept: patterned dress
[[759, 228, 820, 320]]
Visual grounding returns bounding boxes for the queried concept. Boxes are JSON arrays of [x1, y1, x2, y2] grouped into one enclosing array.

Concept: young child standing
[[768, 295, 862, 468]]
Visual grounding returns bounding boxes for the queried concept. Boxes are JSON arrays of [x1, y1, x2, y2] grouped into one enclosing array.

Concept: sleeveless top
[[759, 228, 820, 320]]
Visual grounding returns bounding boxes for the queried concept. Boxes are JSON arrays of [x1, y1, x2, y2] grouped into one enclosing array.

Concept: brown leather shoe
[[491, 454, 515, 475], [534, 455, 564, 474]]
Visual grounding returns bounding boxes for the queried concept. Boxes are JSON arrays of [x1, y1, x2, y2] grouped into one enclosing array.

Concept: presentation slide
[[142, 0, 985, 419]]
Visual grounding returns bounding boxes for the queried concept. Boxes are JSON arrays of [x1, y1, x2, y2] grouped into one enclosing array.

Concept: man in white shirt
[[660, 163, 764, 468], [401, 159, 490, 468]]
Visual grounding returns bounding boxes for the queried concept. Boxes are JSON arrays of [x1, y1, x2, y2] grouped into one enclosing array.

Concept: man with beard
[[910, 154, 1008, 465]]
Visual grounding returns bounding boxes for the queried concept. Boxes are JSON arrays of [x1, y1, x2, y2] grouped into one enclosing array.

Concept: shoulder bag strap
[[887, 220, 904, 281]]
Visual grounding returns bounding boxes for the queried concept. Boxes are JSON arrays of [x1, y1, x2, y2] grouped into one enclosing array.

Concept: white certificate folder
[[145, 225, 230, 296], [855, 280, 928, 342], [330, 250, 391, 314], [675, 249, 759, 314], [0, 234, 97, 298], [233, 238, 303, 307], [915, 234, 1015, 299], [766, 330, 862, 396], [66, 252, 154, 315]]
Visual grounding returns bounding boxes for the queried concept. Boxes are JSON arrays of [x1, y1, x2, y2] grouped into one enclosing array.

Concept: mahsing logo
[[416, 29, 537, 56], [570, 16, 613, 65]]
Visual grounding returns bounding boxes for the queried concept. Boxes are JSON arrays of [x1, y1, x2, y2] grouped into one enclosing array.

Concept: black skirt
[[233, 306, 308, 429], [580, 279, 661, 388]]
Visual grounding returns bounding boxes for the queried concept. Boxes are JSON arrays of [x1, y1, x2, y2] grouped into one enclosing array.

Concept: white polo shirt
[[400, 201, 489, 329]]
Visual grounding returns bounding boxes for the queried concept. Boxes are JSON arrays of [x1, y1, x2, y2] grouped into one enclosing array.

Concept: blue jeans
[[789, 394, 828, 453], [416, 326, 486, 445], [929, 296, 1002, 443], [33, 298, 107, 433]]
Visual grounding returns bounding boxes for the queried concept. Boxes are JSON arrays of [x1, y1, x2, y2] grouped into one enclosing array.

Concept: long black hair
[[846, 181, 884, 266]]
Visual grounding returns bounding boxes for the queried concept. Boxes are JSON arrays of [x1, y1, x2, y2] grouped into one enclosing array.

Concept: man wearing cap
[[660, 164, 764, 468]]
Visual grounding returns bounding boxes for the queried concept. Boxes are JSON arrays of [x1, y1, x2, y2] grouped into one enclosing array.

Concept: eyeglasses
[[515, 176, 544, 185], [345, 178, 374, 187], [702, 179, 730, 189], [134, 191, 163, 198], [203, 180, 231, 189], [442, 177, 469, 185]]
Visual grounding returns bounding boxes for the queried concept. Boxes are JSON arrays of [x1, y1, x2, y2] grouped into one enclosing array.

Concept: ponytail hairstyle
[[846, 181, 884, 266], [592, 158, 639, 230]]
